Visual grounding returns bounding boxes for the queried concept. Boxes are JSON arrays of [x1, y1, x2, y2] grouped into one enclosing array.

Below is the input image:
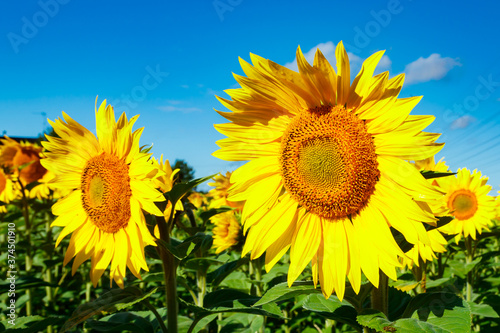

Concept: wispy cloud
[[158, 100, 202, 113], [284, 41, 391, 76], [158, 105, 202, 113], [404, 54, 461, 85], [284, 41, 336, 71], [450, 115, 476, 130]]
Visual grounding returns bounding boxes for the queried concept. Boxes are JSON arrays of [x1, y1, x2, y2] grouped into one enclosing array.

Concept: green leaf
[[357, 309, 392, 332], [302, 293, 344, 312], [157, 233, 212, 260], [421, 171, 455, 180], [0, 315, 66, 333], [199, 207, 234, 223], [467, 301, 499, 318], [403, 293, 472, 333], [389, 272, 419, 292], [207, 257, 250, 287], [86, 312, 155, 333], [139, 144, 153, 154], [449, 257, 481, 278], [204, 289, 260, 308], [0, 276, 57, 291], [60, 286, 158, 332], [425, 216, 454, 231], [254, 281, 320, 306], [179, 289, 285, 319], [302, 294, 361, 330], [184, 258, 222, 271], [425, 277, 454, 290], [166, 174, 216, 207], [184, 314, 218, 333]]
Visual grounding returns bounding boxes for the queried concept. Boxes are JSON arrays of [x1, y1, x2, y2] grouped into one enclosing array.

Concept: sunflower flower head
[[208, 171, 244, 210], [211, 211, 242, 254], [188, 191, 208, 209], [437, 168, 496, 243], [0, 168, 17, 213], [213, 42, 444, 300], [151, 155, 184, 238], [41, 100, 165, 288], [0, 136, 48, 186], [399, 156, 452, 268]]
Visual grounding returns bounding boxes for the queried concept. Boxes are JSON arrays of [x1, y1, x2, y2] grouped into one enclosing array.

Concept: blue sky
[[1, 0, 499, 192]]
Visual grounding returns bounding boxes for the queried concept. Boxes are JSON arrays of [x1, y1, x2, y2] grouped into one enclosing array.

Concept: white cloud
[[180, 84, 189, 89], [166, 100, 183, 105], [450, 115, 476, 130], [377, 54, 392, 72], [158, 100, 201, 113], [285, 41, 336, 71], [158, 105, 202, 113], [404, 54, 461, 85], [284, 41, 391, 77]]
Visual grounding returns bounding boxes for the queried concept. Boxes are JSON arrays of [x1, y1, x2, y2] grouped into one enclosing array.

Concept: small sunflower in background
[[437, 168, 496, 242], [151, 155, 184, 238], [188, 191, 208, 209], [0, 136, 48, 186], [211, 210, 242, 254], [41, 100, 165, 288], [213, 42, 445, 300], [207, 171, 244, 210], [0, 168, 17, 213]]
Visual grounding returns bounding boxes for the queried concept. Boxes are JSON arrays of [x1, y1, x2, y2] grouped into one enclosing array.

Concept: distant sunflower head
[[151, 155, 183, 238], [0, 136, 47, 186], [41, 100, 165, 288], [213, 42, 444, 300], [211, 211, 242, 254], [437, 168, 496, 242], [188, 191, 208, 209], [208, 171, 244, 210], [0, 168, 17, 213]]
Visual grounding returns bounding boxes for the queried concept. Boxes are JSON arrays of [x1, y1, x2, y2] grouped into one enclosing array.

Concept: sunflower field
[[1, 43, 500, 333]]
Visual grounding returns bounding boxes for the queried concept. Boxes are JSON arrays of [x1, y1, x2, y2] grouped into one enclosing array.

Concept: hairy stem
[[371, 271, 389, 317], [157, 215, 178, 333]]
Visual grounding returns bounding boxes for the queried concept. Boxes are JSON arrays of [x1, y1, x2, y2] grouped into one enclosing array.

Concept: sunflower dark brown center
[[448, 189, 478, 220], [81, 152, 132, 233], [280, 105, 379, 219]]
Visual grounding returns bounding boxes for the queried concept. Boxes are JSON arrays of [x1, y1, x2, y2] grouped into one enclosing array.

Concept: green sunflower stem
[[465, 236, 474, 302], [157, 215, 178, 333], [252, 257, 266, 333], [19, 180, 32, 316], [371, 271, 389, 317]]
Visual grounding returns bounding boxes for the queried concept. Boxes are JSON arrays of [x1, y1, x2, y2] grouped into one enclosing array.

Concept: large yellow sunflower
[[41, 100, 165, 288], [437, 168, 496, 242], [213, 42, 444, 300]]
